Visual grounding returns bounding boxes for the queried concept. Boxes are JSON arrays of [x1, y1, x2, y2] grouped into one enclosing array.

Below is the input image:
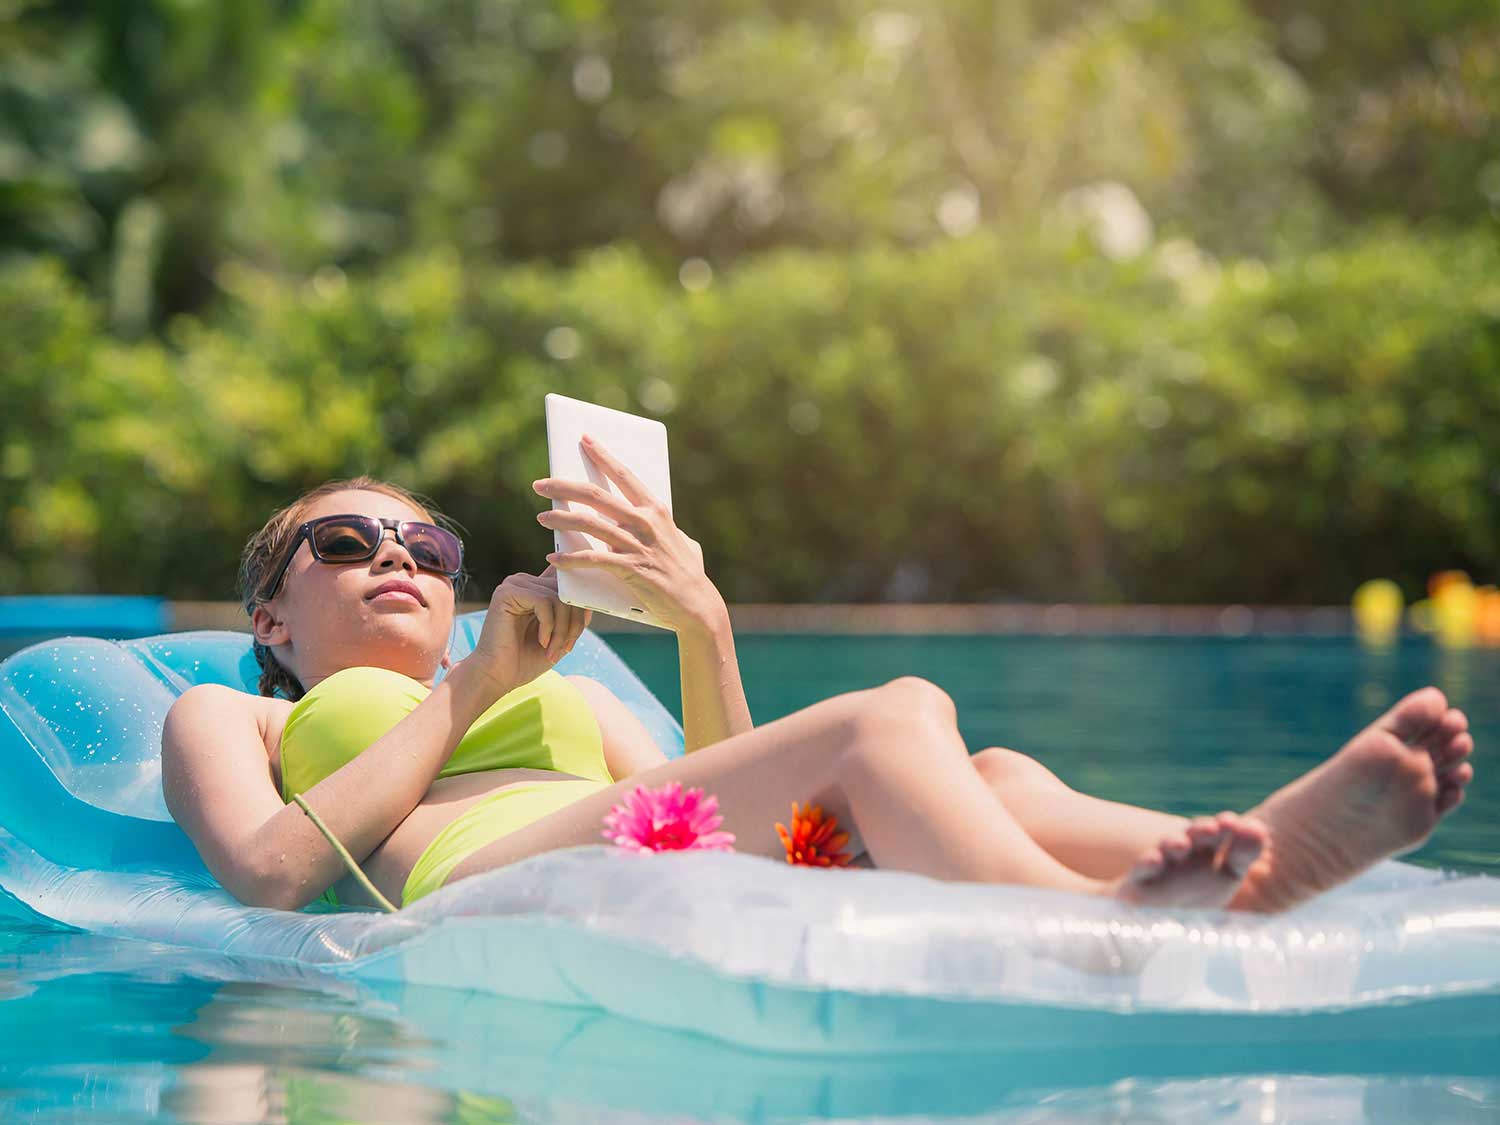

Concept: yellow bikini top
[[279, 665, 611, 804]]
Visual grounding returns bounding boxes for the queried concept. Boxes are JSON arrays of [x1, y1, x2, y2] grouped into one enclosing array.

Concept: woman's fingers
[[545, 549, 633, 575], [580, 436, 658, 508], [539, 566, 589, 660], [560, 601, 588, 657], [536, 507, 641, 552], [529, 588, 556, 649], [533, 478, 644, 530], [496, 568, 588, 664], [499, 574, 557, 642], [549, 598, 575, 662]]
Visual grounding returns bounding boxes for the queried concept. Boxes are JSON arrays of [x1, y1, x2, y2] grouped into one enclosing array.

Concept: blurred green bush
[[5, 226, 1497, 602], [2, 0, 1498, 603]]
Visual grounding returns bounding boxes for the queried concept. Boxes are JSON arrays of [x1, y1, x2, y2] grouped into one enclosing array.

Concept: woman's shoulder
[[165, 683, 294, 758], [169, 681, 291, 715]]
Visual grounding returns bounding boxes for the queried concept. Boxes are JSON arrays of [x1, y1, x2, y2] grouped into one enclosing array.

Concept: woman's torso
[[256, 674, 605, 908]]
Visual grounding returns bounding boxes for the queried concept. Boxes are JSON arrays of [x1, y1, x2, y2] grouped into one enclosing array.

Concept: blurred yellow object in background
[[1352, 579, 1403, 647], [1420, 571, 1478, 648], [1428, 570, 1471, 597], [1476, 586, 1500, 646]]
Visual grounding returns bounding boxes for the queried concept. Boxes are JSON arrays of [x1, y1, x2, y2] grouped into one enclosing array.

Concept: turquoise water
[[1, 635, 1496, 1122]]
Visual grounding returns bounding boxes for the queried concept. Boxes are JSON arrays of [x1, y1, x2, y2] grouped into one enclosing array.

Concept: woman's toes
[[1132, 848, 1165, 880], [1437, 732, 1474, 773], [1216, 810, 1248, 833], [1437, 784, 1468, 815], [1208, 812, 1265, 875], [1445, 762, 1474, 789], [1384, 688, 1448, 743], [1436, 760, 1474, 813], [1423, 709, 1471, 754], [1161, 835, 1193, 863], [1223, 830, 1265, 877], [1185, 817, 1222, 844]]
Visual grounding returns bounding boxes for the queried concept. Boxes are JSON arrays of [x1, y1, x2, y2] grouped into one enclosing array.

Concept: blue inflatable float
[[1, 613, 1498, 1054]]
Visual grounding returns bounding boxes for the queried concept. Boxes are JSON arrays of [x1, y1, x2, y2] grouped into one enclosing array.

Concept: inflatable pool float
[[1, 613, 1498, 1054]]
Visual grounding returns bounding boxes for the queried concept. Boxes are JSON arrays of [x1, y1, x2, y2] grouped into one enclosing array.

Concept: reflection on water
[[162, 1066, 519, 1124], [2, 926, 1499, 1123], [611, 634, 1499, 874], [982, 1075, 1499, 1123]]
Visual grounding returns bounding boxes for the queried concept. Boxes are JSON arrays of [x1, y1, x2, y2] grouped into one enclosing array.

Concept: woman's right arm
[[163, 658, 498, 909], [162, 573, 585, 910]]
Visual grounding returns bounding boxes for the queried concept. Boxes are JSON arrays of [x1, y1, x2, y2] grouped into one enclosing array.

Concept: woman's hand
[[533, 435, 726, 636], [536, 436, 750, 749], [463, 569, 590, 697]]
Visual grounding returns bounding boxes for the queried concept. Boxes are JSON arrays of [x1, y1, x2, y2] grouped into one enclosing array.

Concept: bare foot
[[1229, 687, 1476, 913], [1114, 811, 1267, 909]]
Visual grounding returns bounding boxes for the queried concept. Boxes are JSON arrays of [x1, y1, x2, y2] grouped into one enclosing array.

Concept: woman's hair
[[237, 476, 465, 700]]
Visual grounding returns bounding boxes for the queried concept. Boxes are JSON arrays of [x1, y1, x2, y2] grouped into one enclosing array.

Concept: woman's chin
[[342, 618, 449, 676]]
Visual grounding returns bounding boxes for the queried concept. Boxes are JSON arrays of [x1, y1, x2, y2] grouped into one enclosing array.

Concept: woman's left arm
[[672, 597, 751, 751], [534, 435, 752, 752]]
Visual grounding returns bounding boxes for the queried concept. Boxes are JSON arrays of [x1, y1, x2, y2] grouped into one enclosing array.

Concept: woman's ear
[[250, 604, 290, 647]]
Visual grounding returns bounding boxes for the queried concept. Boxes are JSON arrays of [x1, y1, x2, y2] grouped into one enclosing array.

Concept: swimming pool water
[[1, 634, 1496, 1122]]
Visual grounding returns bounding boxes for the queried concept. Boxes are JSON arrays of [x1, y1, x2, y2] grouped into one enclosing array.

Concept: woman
[[162, 446, 1474, 913]]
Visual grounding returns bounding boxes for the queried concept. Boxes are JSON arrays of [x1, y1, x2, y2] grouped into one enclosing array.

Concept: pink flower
[[603, 781, 736, 854]]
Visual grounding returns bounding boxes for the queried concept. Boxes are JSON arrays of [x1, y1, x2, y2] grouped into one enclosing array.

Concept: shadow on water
[[0, 929, 1496, 1122]]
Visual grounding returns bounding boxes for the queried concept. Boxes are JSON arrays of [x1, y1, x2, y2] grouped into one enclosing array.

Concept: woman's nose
[[372, 530, 417, 574]]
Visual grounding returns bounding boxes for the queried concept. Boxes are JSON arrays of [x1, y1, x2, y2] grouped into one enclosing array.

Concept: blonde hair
[[237, 477, 463, 699]]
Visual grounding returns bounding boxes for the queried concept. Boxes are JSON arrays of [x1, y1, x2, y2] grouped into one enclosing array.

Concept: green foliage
[[2, 0, 1498, 603], [5, 226, 1498, 602]]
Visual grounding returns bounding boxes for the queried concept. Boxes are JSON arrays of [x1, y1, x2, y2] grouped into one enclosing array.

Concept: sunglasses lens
[[311, 516, 382, 560], [402, 523, 463, 575]]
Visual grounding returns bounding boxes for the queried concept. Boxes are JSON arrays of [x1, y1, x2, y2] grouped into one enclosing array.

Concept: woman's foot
[[1229, 687, 1475, 912], [1113, 811, 1267, 908]]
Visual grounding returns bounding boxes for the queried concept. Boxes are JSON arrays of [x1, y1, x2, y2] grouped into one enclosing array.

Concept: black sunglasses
[[258, 514, 465, 604]]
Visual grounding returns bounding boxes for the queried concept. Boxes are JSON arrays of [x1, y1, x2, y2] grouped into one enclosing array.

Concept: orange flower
[[775, 802, 853, 868]]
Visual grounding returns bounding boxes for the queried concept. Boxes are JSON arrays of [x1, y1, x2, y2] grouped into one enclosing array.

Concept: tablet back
[[544, 394, 673, 629]]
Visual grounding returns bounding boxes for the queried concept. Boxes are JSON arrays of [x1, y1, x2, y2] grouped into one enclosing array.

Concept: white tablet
[[544, 393, 673, 630]]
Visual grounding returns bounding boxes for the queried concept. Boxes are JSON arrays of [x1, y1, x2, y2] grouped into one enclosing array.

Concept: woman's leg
[[970, 748, 1187, 879], [969, 679, 1477, 904], [449, 677, 1108, 893]]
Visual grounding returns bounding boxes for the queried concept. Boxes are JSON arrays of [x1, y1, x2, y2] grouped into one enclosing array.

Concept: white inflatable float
[[1, 613, 1497, 1054]]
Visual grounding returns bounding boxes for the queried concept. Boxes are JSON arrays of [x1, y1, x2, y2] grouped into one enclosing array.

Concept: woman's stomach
[[337, 768, 599, 907]]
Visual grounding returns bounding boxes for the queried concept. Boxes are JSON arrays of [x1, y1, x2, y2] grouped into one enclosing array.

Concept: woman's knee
[[971, 747, 1067, 792], [837, 677, 960, 773], [868, 676, 956, 729]]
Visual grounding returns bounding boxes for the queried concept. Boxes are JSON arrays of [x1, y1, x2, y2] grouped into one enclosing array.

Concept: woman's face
[[253, 489, 457, 690]]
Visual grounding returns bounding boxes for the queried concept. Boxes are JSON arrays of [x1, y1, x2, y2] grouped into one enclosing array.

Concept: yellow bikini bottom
[[401, 778, 610, 905]]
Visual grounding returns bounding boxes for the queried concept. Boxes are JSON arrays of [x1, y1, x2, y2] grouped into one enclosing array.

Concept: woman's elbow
[[220, 853, 316, 912]]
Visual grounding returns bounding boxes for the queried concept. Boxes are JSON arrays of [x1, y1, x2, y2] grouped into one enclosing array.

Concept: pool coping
[[166, 600, 1361, 637]]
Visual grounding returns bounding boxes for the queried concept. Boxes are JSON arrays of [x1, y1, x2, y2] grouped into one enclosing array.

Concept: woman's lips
[[367, 580, 426, 605], [370, 589, 423, 605]]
